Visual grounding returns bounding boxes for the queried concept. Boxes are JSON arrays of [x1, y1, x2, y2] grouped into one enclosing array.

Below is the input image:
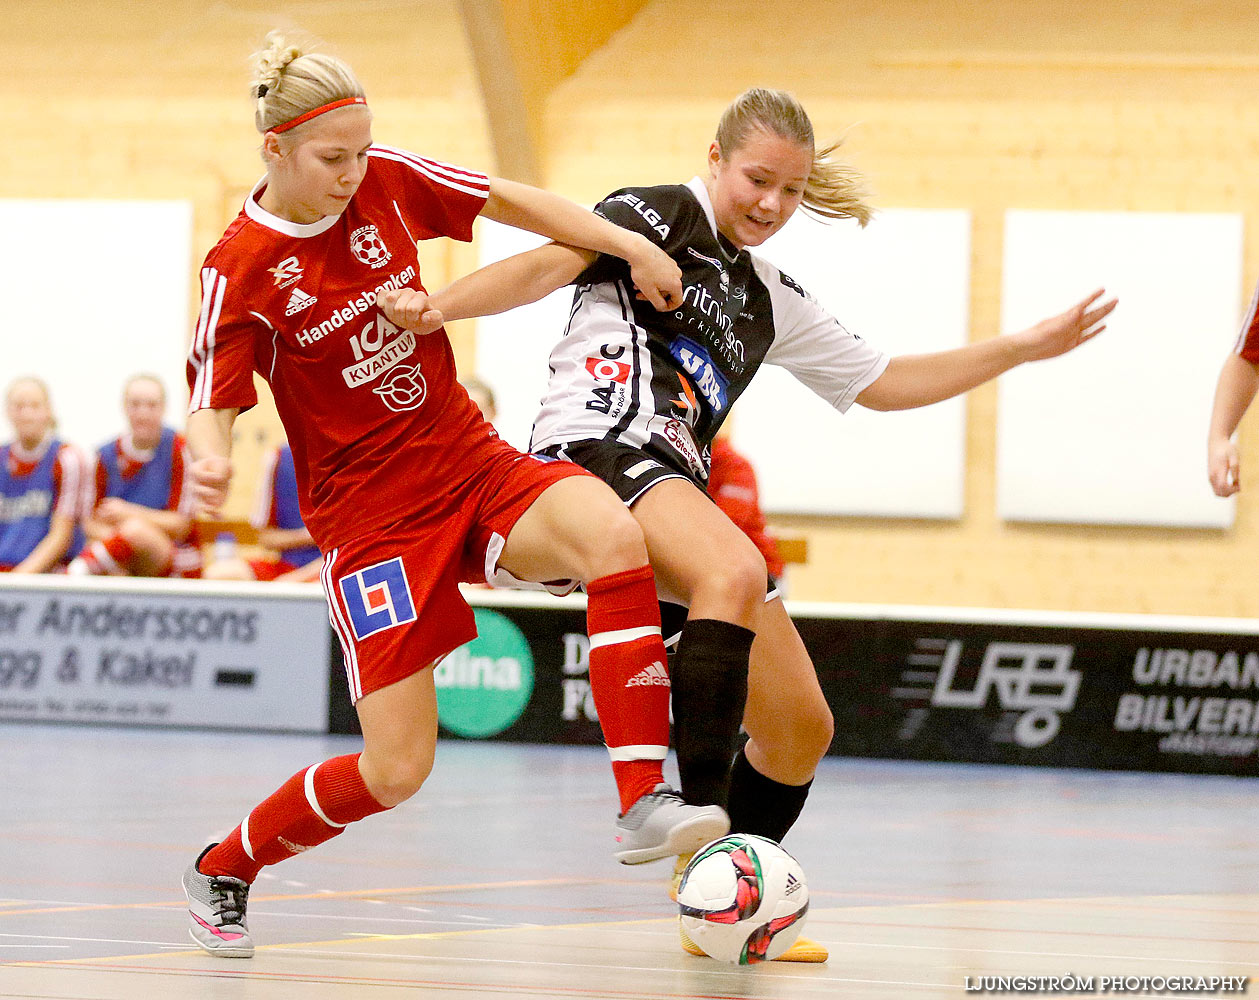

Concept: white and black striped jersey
[[529, 177, 889, 484]]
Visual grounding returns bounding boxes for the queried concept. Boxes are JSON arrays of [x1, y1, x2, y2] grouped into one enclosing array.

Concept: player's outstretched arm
[[1207, 353, 1259, 497], [856, 289, 1116, 412], [379, 243, 594, 334], [185, 407, 238, 518], [481, 177, 681, 310]]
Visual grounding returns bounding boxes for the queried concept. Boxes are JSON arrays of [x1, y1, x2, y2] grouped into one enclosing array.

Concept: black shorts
[[536, 439, 780, 624], [535, 439, 696, 506]]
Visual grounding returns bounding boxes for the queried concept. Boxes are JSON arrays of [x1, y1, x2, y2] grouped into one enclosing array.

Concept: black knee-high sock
[[670, 618, 755, 808], [726, 745, 812, 843]]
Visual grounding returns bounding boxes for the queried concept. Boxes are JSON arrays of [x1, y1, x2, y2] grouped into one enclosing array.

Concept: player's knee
[[698, 547, 766, 618], [363, 751, 434, 807], [774, 698, 834, 766], [118, 516, 164, 552], [576, 506, 648, 580]]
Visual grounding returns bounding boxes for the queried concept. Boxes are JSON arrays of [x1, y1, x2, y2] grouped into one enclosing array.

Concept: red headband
[[269, 96, 367, 134]]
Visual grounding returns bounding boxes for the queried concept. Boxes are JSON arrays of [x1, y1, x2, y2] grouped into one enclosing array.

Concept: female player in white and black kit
[[179, 34, 731, 959], [385, 88, 1116, 961]]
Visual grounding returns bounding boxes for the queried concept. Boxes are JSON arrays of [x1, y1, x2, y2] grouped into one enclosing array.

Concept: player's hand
[[1014, 289, 1117, 363], [95, 497, 130, 525], [380, 288, 445, 335], [627, 238, 683, 312], [190, 455, 232, 517], [1209, 436, 1241, 497]]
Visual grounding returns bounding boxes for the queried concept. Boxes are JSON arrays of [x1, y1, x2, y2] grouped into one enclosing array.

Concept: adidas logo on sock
[[625, 661, 670, 687], [785, 872, 802, 895], [285, 287, 318, 316]]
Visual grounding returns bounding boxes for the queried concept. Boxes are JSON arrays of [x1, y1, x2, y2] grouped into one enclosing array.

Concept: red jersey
[[1237, 281, 1259, 362], [708, 436, 784, 579], [187, 147, 494, 549]]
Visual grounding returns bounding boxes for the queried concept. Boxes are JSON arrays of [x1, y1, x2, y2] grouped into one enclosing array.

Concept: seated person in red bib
[[204, 441, 321, 582], [0, 377, 88, 573], [70, 374, 201, 578]]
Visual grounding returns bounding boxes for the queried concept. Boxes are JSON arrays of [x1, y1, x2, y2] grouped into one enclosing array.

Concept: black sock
[[670, 618, 754, 808], [726, 745, 812, 843]]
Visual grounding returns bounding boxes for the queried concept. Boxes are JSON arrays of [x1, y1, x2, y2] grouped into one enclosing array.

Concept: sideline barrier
[[3, 577, 1257, 776], [0, 575, 332, 733]]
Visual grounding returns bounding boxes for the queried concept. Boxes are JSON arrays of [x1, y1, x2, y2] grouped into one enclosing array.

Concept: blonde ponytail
[[250, 31, 365, 134], [715, 88, 873, 227]]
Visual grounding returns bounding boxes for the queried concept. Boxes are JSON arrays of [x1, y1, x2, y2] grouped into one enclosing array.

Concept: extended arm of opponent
[[1207, 353, 1259, 497], [854, 290, 1116, 411]]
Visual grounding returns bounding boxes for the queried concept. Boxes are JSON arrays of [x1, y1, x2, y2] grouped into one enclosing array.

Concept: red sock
[[79, 535, 135, 575], [586, 566, 671, 813], [199, 753, 388, 882]]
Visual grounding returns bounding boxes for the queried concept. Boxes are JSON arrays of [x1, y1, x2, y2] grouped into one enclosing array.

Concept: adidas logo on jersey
[[285, 287, 318, 316], [626, 661, 670, 688]]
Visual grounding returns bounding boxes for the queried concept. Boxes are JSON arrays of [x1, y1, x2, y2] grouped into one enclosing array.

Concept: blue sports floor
[[2, 725, 1257, 998]]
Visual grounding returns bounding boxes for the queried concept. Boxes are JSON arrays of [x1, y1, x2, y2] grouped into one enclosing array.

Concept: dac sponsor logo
[[373, 364, 427, 412], [892, 638, 1081, 748], [350, 225, 392, 268], [435, 609, 534, 738], [268, 256, 303, 288], [585, 356, 631, 384], [339, 557, 417, 640], [585, 344, 631, 416]]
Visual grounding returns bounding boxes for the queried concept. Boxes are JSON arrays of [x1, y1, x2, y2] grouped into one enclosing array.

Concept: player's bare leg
[[632, 479, 765, 811], [183, 667, 430, 957], [355, 668, 440, 806], [498, 476, 729, 862]]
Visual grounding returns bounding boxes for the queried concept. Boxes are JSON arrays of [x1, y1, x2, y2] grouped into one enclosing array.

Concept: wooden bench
[[195, 519, 259, 547]]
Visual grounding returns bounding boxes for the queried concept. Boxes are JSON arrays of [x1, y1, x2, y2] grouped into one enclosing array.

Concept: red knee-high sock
[[586, 566, 672, 813], [76, 535, 136, 576], [199, 753, 389, 882]]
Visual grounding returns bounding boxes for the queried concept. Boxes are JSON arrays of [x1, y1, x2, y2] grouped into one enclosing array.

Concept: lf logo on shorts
[[339, 557, 417, 639]]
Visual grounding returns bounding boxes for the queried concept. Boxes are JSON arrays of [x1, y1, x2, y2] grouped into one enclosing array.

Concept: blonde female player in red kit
[[181, 33, 728, 958]]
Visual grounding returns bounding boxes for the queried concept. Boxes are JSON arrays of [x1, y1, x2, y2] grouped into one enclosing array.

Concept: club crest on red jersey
[[350, 225, 392, 269], [373, 364, 427, 411], [339, 557, 417, 639]]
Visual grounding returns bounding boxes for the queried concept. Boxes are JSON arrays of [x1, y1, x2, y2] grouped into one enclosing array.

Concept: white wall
[[998, 210, 1242, 528], [0, 199, 193, 455]]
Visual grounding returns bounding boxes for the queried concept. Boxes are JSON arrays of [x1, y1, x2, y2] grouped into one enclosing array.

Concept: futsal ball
[[676, 834, 809, 964]]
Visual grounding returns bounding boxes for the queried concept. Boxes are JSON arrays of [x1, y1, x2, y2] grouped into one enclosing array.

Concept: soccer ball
[[676, 834, 809, 964]]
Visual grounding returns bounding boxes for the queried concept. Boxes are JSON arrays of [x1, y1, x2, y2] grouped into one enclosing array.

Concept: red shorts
[[247, 557, 299, 582], [320, 446, 587, 703]]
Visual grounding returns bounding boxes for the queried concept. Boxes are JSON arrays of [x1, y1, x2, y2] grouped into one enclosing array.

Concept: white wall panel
[[998, 210, 1242, 527], [0, 200, 193, 454], [741, 208, 972, 517]]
